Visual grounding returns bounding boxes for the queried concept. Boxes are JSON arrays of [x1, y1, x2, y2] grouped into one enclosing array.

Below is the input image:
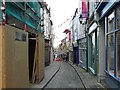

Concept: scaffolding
[[3, 1, 43, 33]]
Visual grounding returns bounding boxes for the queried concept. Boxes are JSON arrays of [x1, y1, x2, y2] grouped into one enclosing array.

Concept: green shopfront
[[88, 22, 99, 75]]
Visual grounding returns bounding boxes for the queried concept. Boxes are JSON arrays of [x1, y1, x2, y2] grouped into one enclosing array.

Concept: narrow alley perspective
[[45, 62, 84, 88], [0, 0, 120, 89]]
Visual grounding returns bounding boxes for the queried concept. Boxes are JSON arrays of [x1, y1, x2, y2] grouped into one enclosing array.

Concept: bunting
[[52, 15, 73, 30]]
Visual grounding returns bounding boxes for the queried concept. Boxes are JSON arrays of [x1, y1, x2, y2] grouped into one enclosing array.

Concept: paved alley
[[45, 62, 84, 89], [31, 60, 105, 89]]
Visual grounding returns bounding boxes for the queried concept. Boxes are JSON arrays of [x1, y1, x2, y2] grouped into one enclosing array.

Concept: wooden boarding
[[0, 26, 2, 89], [38, 36, 45, 81], [0, 24, 45, 87], [32, 36, 44, 83], [1, 24, 29, 88], [32, 36, 45, 83], [32, 36, 39, 83]]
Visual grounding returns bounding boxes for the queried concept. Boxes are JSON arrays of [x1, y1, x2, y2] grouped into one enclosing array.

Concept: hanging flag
[[82, 0, 88, 18]]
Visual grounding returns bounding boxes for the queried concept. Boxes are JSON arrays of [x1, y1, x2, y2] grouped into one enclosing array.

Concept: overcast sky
[[44, 0, 79, 48]]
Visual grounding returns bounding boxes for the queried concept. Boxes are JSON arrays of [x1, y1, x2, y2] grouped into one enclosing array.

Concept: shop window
[[79, 43, 83, 63], [79, 49, 83, 63], [108, 12, 114, 33], [79, 38, 87, 63], [108, 33, 114, 75], [91, 32, 95, 64], [116, 5, 120, 29], [116, 31, 120, 78], [106, 8, 120, 79]]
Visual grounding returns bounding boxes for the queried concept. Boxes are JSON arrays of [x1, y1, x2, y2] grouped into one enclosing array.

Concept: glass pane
[[108, 33, 114, 75], [108, 12, 114, 33], [79, 42, 82, 62], [80, 49, 83, 62], [116, 31, 120, 78], [116, 5, 120, 29], [91, 32, 95, 64]]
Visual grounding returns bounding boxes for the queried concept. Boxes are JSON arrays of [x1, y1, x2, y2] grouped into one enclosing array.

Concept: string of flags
[[52, 15, 73, 30]]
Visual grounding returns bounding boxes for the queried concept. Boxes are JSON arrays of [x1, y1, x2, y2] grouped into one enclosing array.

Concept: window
[[91, 32, 96, 64], [116, 31, 120, 78], [89, 30, 98, 73], [79, 42, 83, 63], [79, 38, 87, 64], [106, 11, 115, 75], [116, 5, 120, 29], [108, 33, 114, 75], [106, 7, 120, 80], [116, 5, 120, 78], [108, 12, 114, 33]]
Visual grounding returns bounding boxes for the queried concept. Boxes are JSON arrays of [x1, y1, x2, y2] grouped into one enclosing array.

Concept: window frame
[[79, 38, 87, 63], [105, 8, 120, 79]]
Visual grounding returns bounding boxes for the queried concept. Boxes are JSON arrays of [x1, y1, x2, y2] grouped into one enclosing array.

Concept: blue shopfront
[[96, 0, 120, 88]]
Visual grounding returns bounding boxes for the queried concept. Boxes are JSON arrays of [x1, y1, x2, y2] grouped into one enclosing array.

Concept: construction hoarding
[[0, 24, 29, 88]]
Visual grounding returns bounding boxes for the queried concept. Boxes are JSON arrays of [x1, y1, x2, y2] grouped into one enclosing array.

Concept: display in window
[[116, 5, 120, 29], [108, 33, 114, 75], [108, 12, 114, 33], [91, 32, 95, 64], [116, 31, 120, 78]]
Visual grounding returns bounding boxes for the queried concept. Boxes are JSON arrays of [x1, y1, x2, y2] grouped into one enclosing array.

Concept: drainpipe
[[85, 28, 88, 72], [85, 0, 89, 72]]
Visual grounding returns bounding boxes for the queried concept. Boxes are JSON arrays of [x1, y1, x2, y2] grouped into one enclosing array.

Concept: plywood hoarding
[[38, 36, 45, 81], [1, 25, 29, 88]]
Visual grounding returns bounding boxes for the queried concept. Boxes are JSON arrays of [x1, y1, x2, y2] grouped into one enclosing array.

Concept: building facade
[[75, 0, 120, 88], [43, 3, 53, 66], [0, 0, 53, 88], [87, 0, 99, 75], [77, 0, 88, 70], [72, 8, 79, 65], [96, 0, 120, 88]]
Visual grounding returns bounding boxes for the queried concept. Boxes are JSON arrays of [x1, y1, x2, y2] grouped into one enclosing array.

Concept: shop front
[[105, 5, 120, 88], [96, 1, 120, 88], [72, 41, 79, 65], [88, 22, 99, 75]]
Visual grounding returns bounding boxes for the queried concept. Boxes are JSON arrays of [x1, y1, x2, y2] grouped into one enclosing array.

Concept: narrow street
[[45, 62, 84, 88], [0, 0, 120, 89], [31, 60, 104, 89]]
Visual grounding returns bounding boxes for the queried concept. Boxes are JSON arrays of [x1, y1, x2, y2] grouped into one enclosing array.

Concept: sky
[[44, 0, 79, 48]]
